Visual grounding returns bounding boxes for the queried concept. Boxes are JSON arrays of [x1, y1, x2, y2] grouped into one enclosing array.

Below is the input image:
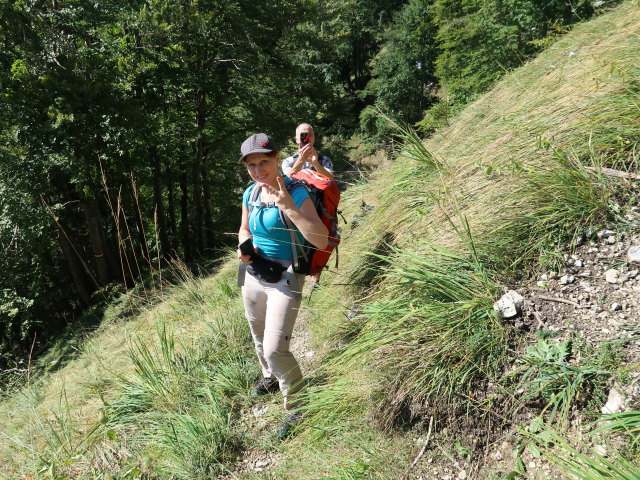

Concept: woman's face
[[244, 153, 279, 185]]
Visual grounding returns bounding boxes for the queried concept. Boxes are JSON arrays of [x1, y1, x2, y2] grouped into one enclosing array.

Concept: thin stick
[[537, 294, 589, 309], [584, 166, 638, 180], [405, 415, 434, 478]]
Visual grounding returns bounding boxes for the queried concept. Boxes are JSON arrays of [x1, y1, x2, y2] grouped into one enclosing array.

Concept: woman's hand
[[261, 177, 294, 211], [237, 247, 255, 264]]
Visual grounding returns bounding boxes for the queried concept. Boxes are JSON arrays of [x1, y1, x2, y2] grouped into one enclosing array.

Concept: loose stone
[[628, 246, 640, 264], [605, 269, 620, 283], [559, 275, 575, 285]]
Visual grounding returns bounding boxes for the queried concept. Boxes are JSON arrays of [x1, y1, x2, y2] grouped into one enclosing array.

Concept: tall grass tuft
[[311, 240, 509, 429], [104, 315, 255, 478], [487, 149, 617, 270]]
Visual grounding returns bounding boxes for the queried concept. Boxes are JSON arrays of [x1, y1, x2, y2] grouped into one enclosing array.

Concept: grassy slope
[[1, 2, 639, 478]]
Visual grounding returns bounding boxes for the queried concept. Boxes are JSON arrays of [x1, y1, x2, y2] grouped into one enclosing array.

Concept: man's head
[[295, 123, 315, 150]]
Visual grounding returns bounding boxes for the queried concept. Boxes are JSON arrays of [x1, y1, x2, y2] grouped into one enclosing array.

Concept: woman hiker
[[236, 133, 328, 436]]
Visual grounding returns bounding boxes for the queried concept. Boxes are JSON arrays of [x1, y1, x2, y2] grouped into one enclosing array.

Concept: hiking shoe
[[252, 377, 279, 395], [277, 412, 302, 439]]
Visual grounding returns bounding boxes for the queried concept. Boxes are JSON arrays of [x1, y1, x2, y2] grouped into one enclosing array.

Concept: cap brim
[[238, 148, 277, 164]]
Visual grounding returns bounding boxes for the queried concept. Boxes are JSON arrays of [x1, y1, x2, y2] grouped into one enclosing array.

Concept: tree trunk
[[201, 162, 215, 250], [167, 175, 178, 247], [151, 146, 170, 259], [54, 221, 91, 306], [180, 173, 192, 262], [192, 89, 206, 255], [81, 194, 113, 285]]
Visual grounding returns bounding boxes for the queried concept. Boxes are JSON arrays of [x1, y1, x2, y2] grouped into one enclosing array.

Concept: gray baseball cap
[[239, 133, 279, 164]]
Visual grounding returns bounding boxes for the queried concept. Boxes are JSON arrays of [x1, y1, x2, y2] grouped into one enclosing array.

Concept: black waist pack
[[247, 257, 286, 283]]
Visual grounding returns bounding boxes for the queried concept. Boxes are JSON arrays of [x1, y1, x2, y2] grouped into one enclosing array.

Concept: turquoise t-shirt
[[243, 177, 310, 261]]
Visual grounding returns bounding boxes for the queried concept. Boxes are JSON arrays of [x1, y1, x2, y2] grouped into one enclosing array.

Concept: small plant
[[512, 338, 609, 426]]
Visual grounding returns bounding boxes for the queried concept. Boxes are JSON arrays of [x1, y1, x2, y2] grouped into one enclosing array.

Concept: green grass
[[2, 3, 640, 478]]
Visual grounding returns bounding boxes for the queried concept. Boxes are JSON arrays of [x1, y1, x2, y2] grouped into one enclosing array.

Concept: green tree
[[432, 0, 595, 102], [360, 0, 440, 138]]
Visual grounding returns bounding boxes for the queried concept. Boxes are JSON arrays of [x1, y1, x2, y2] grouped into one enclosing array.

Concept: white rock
[[598, 229, 615, 239], [594, 445, 607, 457], [493, 290, 524, 319], [548, 271, 557, 279], [559, 275, 575, 285], [528, 461, 536, 469], [628, 269, 639, 278], [607, 236, 616, 245], [611, 302, 622, 311], [605, 269, 620, 283], [602, 386, 625, 414], [628, 246, 640, 264], [458, 470, 467, 479], [574, 260, 583, 267], [536, 281, 547, 287], [256, 460, 270, 467], [540, 274, 549, 281]]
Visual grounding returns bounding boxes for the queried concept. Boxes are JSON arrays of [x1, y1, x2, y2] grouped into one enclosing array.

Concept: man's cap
[[239, 133, 279, 164]]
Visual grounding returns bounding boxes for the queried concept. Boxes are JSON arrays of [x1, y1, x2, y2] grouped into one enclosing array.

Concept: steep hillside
[[1, 2, 640, 479]]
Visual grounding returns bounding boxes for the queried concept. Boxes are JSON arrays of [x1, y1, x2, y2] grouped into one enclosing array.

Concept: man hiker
[[281, 123, 334, 181]]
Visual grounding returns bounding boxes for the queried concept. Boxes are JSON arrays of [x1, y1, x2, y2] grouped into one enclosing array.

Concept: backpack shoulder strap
[[247, 183, 261, 216], [280, 178, 312, 269]]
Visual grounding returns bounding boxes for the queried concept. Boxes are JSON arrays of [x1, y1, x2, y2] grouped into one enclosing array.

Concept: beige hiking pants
[[242, 271, 305, 410]]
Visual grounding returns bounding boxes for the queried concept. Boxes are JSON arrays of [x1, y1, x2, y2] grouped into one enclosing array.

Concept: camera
[[300, 132, 309, 144]]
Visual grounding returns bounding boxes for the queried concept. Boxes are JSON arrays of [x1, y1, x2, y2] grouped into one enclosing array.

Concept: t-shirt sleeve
[[290, 185, 310, 208], [242, 184, 255, 209], [281, 156, 294, 173], [320, 154, 333, 172]]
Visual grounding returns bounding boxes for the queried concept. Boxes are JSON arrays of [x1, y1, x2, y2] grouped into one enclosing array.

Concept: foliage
[[511, 338, 610, 426], [0, 0, 406, 368], [360, 0, 440, 138], [414, 100, 452, 135], [430, 0, 597, 102]]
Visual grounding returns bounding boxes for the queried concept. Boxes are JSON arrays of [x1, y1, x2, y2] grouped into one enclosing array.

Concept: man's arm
[[283, 154, 306, 176], [311, 154, 334, 180]]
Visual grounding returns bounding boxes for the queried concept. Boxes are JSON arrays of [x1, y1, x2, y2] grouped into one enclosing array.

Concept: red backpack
[[287, 169, 342, 275]]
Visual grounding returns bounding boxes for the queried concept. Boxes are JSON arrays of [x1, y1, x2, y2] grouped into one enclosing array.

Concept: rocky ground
[[416, 221, 640, 480]]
